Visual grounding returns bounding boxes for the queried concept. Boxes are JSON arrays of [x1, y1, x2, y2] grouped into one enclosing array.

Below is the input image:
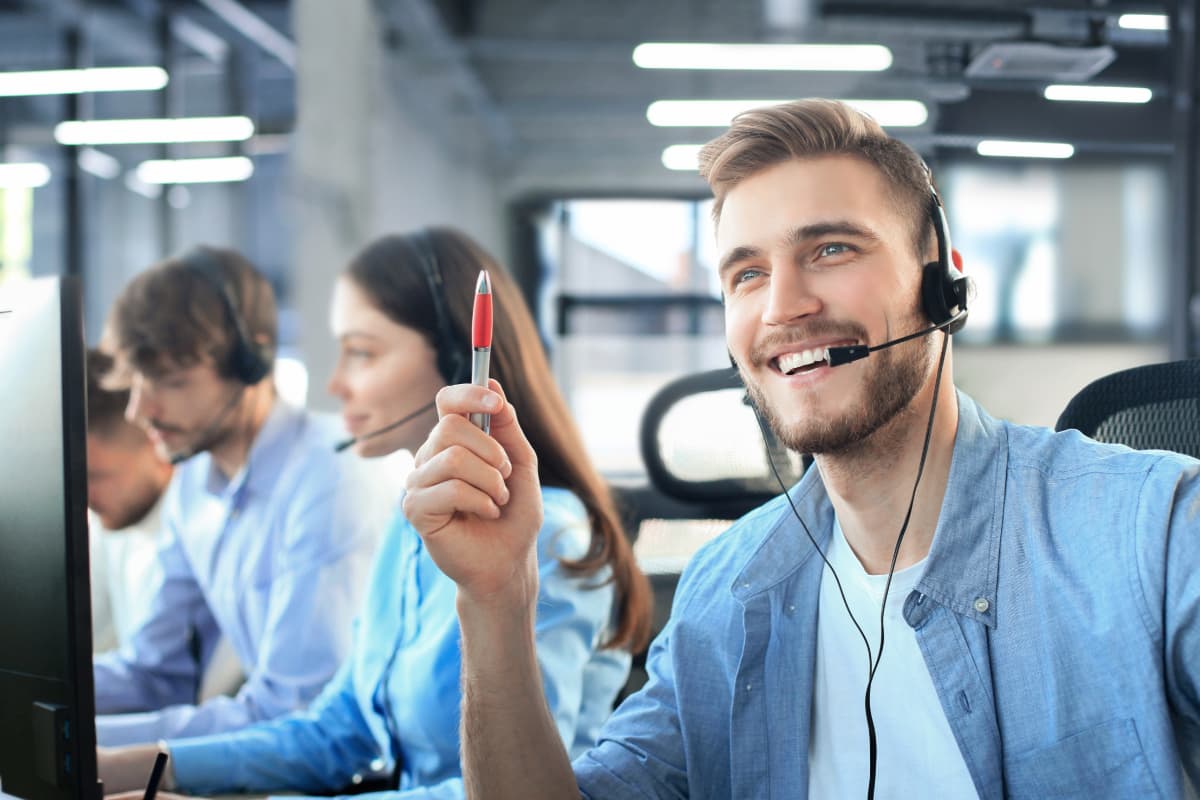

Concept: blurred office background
[[1, 0, 1197, 482]]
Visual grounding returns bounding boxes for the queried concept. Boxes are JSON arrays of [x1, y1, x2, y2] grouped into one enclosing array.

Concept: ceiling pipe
[[193, 0, 295, 70]]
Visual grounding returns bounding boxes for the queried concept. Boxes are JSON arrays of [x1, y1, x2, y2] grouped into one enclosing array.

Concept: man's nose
[[762, 262, 822, 325]]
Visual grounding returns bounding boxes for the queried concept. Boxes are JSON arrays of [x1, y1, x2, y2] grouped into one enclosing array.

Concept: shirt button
[[746, 682, 753, 692], [973, 597, 990, 614], [369, 757, 385, 772]]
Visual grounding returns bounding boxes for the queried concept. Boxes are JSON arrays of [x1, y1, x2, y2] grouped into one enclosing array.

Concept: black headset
[[920, 182, 970, 333], [179, 246, 273, 385], [410, 231, 469, 385]]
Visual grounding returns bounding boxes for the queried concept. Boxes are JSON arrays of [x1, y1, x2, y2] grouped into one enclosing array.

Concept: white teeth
[[777, 348, 827, 374]]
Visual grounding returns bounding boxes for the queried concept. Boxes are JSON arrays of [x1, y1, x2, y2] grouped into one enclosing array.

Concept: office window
[[543, 199, 728, 478], [944, 161, 1169, 343], [0, 187, 35, 285]]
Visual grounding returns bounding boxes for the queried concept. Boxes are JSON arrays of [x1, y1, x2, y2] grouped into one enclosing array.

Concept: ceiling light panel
[[634, 43, 893, 72], [55, 116, 255, 146], [647, 99, 927, 128]]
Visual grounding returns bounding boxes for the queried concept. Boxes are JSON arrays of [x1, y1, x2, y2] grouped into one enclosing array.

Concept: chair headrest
[[1055, 357, 1200, 459], [639, 367, 805, 507]]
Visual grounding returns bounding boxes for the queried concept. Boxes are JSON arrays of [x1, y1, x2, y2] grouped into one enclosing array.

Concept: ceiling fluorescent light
[[633, 43, 892, 71], [135, 156, 254, 184], [647, 99, 927, 128], [661, 145, 704, 171], [124, 172, 162, 199], [1044, 84, 1152, 103], [1117, 13, 1168, 30], [0, 67, 167, 97], [78, 148, 122, 180], [0, 163, 51, 188], [977, 140, 1074, 159], [55, 116, 254, 146]]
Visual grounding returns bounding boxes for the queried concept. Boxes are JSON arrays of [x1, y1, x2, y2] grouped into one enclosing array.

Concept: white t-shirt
[[90, 500, 248, 699], [808, 519, 979, 799], [89, 499, 165, 654]]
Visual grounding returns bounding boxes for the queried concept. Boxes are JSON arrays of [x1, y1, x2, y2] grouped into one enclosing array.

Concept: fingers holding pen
[[406, 384, 514, 529], [417, 385, 511, 474], [409, 439, 511, 512]]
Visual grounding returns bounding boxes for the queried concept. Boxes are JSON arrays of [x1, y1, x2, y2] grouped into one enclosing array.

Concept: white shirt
[[89, 499, 165, 654], [808, 519, 978, 799]]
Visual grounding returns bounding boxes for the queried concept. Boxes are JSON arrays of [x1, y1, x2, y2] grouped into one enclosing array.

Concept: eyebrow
[[337, 330, 382, 342], [717, 219, 883, 279]]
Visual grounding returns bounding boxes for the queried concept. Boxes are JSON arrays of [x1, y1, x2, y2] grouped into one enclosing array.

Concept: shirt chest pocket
[[1004, 718, 1162, 799]]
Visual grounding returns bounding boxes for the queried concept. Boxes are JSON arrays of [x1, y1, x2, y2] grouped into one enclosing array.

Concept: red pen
[[469, 270, 492, 433]]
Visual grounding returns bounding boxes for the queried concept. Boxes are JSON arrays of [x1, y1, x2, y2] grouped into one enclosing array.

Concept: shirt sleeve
[[1138, 458, 1200, 789], [92, 512, 211, 719], [531, 504, 623, 757], [316, 499, 627, 800], [100, 487, 374, 746], [573, 618, 690, 800], [572, 541, 705, 800], [168, 655, 382, 796]]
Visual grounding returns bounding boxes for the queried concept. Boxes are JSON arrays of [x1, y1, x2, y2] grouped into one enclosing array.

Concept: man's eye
[[733, 268, 763, 286], [346, 349, 373, 361], [818, 243, 852, 258]]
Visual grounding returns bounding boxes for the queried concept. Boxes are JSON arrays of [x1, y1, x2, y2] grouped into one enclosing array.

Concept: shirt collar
[[202, 399, 302, 501], [731, 465, 833, 604], [914, 390, 1007, 628], [732, 390, 1008, 628]]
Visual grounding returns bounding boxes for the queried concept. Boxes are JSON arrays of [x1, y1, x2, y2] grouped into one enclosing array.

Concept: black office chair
[[1054, 358, 1200, 459], [612, 367, 807, 701], [616, 367, 803, 534]]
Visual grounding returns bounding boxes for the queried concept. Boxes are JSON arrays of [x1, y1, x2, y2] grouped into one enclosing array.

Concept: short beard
[[744, 314, 933, 456]]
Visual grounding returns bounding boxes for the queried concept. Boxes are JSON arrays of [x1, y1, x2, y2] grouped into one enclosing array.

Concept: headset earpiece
[[411, 231, 469, 385], [181, 247, 272, 385], [919, 188, 971, 335]]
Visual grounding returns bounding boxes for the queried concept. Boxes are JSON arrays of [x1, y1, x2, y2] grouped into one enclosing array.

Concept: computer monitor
[[0, 277, 101, 799]]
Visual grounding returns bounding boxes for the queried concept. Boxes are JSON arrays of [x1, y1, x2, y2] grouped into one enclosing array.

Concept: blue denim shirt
[[575, 391, 1200, 799], [169, 486, 631, 799]]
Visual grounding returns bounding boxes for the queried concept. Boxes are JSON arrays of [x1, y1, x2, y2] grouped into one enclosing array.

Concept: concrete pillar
[[292, 0, 504, 410]]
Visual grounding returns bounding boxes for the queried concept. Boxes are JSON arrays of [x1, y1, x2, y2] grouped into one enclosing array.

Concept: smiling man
[[91, 246, 389, 751], [401, 99, 1200, 799]]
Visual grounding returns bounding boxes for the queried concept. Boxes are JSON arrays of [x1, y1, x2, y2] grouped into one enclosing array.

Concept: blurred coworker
[[99, 229, 652, 800], [86, 348, 173, 653], [92, 246, 390, 748], [404, 100, 1200, 798]]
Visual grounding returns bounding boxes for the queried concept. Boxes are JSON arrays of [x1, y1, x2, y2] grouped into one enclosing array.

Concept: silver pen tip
[[475, 270, 491, 294]]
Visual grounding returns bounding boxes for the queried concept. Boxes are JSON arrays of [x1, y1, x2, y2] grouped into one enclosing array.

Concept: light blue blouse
[[169, 486, 631, 799]]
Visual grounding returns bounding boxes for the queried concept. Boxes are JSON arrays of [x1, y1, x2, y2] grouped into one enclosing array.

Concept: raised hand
[[403, 379, 544, 603]]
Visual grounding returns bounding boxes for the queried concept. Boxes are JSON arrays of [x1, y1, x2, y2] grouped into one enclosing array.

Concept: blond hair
[[699, 99, 935, 259]]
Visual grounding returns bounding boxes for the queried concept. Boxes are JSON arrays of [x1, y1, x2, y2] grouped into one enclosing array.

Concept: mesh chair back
[[1054, 358, 1200, 459]]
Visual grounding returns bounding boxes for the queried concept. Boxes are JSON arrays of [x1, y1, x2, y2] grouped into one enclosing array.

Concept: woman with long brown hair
[[100, 227, 651, 799]]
